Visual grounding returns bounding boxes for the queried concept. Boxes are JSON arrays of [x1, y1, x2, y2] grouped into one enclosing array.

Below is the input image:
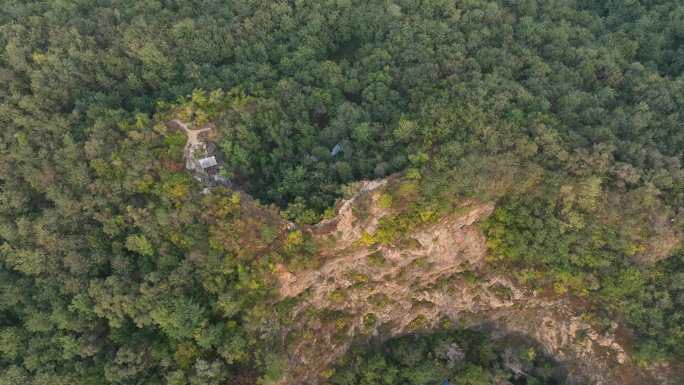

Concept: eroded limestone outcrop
[[273, 179, 676, 385]]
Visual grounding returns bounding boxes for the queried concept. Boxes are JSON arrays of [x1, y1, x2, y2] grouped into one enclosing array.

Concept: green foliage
[[125, 234, 154, 256], [259, 225, 279, 244], [0, 0, 683, 383], [621, 253, 684, 361], [331, 329, 560, 385], [258, 353, 287, 385], [483, 188, 623, 280], [361, 198, 442, 246], [150, 298, 206, 340], [362, 313, 377, 331], [329, 289, 347, 304], [284, 230, 305, 253], [406, 314, 430, 331], [378, 193, 393, 209], [484, 192, 684, 360], [282, 229, 319, 270]]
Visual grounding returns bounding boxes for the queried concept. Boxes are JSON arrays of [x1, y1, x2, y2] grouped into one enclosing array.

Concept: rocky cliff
[[273, 179, 677, 385]]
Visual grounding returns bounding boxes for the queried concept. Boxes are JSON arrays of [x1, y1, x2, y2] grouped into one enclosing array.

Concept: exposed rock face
[[274, 179, 675, 385], [315, 179, 389, 249]]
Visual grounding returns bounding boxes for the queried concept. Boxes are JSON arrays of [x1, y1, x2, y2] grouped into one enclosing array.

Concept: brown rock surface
[[273, 179, 677, 385]]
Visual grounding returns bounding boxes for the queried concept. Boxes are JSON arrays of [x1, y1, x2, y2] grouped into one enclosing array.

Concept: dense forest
[[331, 329, 561, 385], [0, 0, 682, 384]]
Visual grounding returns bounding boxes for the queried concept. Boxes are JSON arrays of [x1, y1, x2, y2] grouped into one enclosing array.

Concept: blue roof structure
[[331, 143, 343, 156]]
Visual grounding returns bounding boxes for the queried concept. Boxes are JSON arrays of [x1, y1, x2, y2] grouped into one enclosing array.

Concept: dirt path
[[167, 119, 212, 158]]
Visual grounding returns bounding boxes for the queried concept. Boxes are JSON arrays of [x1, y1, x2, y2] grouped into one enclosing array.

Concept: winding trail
[[167, 119, 212, 159]]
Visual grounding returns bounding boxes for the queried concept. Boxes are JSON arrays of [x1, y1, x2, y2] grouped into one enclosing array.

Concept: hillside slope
[[274, 179, 679, 385]]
